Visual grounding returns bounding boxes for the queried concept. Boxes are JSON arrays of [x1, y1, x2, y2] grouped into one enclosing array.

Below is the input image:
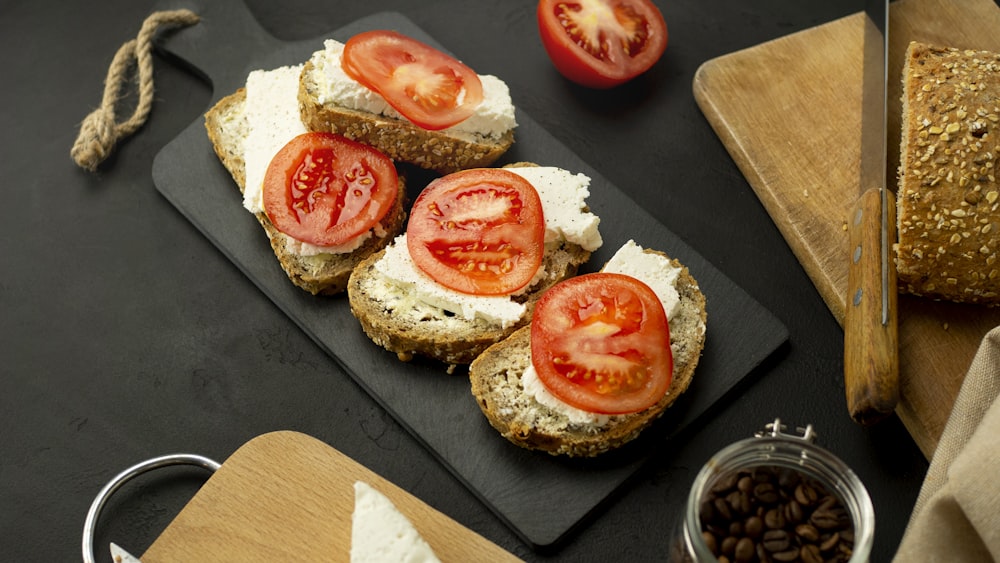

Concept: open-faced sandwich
[[347, 162, 602, 368], [469, 240, 707, 457], [205, 64, 406, 295], [299, 30, 517, 174]]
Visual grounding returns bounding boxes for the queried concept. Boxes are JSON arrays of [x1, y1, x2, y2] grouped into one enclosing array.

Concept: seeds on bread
[[896, 41, 1000, 305]]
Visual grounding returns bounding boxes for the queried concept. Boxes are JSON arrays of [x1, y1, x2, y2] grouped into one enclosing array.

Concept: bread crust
[[468, 252, 707, 457], [298, 59, 514, 174], [204, 89, 406, 296], [896, 41, 1000, 305]]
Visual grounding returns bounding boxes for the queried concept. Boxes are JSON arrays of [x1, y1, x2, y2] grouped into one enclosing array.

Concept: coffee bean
[[738, 475, 754, 493], [784, 499, 804, 524], [713, 472, 739, 493], [800, 543, 823, 563], [734, 537, 755, 563], [728, 490, 751, 515], [762, 529, 791, 552], [702, 530, 718, 555], [744, 515, 764, 539], [754, 482, 780, 504], [764, 507, 785, 530], [720, 535, 738, 557], [820, 531, 841, 552], [794, 482, 818, 506], [810, 507, 841, 530], [795, 523, 820, 543]]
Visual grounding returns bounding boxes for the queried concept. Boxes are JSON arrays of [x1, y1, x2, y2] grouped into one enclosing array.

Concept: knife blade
[[844, 0, 899, 425]]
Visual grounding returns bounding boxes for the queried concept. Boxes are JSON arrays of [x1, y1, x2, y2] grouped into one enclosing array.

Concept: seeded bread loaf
[[896, 41, 1000, 305], [468, 249, 707, 457], [298, 58, 514, 175], [204, 88, 407, 295]]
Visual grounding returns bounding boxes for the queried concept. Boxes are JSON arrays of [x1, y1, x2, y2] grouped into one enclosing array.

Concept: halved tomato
[[341, 30, 484, 131], [537, 0, 668, 89], [531, 273, 672, 414], [262, 132, 398, 247], [407, 168, 545, 296]]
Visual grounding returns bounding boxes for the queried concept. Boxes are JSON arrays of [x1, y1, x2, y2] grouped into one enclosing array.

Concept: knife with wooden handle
[[844, 0, 899, 426]]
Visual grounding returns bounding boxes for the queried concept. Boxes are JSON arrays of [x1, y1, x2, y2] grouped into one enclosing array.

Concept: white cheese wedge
[[521, 240, 683, 425], [350, 481, 441, 563], [243, 65, 307, 215]]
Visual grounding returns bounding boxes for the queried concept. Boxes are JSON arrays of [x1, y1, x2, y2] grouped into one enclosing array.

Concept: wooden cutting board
[[693, 0, 1000, 459], [141, 431, 521, 562]]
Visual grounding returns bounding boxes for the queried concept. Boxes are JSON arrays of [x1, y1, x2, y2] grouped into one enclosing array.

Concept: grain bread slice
[[896, 41, 1000, 305], [298, 54, 514, 175], [204, 88, 407, 295], [468, 249, 707, 457]]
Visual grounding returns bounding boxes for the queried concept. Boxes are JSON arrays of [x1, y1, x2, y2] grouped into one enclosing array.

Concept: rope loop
[[71, 9, 199, 172]]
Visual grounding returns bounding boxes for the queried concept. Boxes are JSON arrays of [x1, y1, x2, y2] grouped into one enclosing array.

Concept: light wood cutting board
[[141, 432, 520, 562], [693, 0, 1000, 459]]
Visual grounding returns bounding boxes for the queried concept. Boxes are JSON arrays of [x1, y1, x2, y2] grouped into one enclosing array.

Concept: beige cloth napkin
[[893, 325, 1000, 562]]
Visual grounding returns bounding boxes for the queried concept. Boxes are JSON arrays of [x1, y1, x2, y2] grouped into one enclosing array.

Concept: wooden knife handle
[[844, 187, 899, 425]]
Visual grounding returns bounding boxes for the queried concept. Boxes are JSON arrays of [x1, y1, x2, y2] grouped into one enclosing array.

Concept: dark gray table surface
[[1, 1, 930, 561]]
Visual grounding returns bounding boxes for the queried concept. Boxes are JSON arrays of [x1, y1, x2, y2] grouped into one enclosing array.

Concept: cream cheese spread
[[311, 39, 517, 140]]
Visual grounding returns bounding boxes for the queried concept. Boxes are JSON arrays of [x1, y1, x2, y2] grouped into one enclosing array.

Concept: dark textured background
[[1, 1, 930, 561]]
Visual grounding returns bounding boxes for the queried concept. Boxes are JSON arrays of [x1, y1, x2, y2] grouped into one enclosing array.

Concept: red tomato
[[262, 132, 398, 247], [537, 0, 668, 89], [531, 273, 673, 414], [407, 168, 545, 296], [341, 30, 484, 131]]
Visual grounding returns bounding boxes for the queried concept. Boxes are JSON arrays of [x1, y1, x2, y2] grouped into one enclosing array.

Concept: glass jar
[[670, 419, 875, 562]]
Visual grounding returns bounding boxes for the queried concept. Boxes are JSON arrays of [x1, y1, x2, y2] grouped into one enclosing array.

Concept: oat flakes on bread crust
[[896, 41, 1000, 305], [204, 89, 406, 296], [298, 59, 514, 175], [469, 250, 707, 457]]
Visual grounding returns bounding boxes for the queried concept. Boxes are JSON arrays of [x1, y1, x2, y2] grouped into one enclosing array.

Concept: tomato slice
[[537, 0, 668, 89], [341, 30, 484, 131], [530, 273, 672, 414], [407, 168, 545, 296], [262, 132, 398, 247]]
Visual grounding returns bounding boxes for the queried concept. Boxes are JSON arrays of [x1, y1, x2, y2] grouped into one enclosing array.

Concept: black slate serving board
[[151, 1, 788, 549]]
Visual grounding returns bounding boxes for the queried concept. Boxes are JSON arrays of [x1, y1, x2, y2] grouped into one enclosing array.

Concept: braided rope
[[71, 9, 199, 172]]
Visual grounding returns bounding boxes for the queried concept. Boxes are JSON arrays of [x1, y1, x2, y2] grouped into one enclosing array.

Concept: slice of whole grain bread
[[468, 251, 707, 457]]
